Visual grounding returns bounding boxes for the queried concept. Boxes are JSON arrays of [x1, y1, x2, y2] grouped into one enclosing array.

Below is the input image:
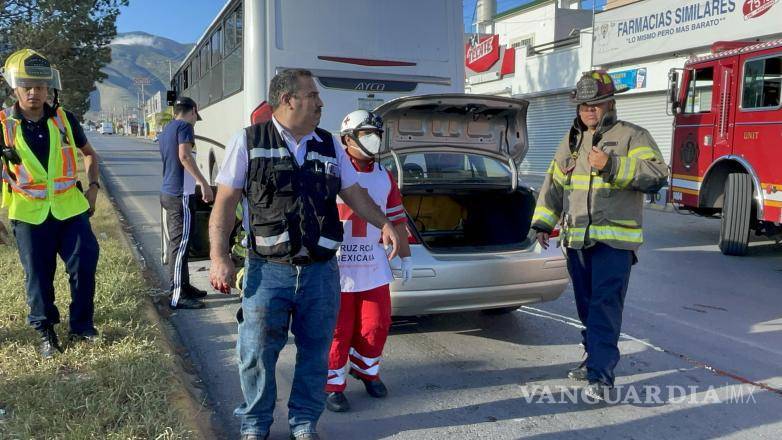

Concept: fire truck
[[668, 39, 782, 255]]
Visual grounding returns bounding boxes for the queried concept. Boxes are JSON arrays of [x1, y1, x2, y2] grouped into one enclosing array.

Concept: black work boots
[[326, 392, 350, 412], [39, 327, 63, 359], [567, 360, 588, 381]]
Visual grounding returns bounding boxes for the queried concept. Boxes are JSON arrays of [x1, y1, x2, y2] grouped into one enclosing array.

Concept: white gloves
[[401, 257, 413, 284]]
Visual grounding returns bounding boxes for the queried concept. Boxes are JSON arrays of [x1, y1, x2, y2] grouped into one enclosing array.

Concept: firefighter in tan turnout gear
[[531, 70, 668, 401]]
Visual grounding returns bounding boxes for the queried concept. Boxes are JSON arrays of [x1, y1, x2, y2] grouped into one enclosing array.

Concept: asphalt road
[[92, 133, 782, 440]]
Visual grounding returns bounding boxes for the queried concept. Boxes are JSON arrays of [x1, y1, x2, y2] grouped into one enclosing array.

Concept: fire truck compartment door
[[713, 61, 737, 161]]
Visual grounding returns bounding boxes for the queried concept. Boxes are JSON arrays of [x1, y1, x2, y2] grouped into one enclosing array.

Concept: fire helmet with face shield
[[1, 49, 62, 90]]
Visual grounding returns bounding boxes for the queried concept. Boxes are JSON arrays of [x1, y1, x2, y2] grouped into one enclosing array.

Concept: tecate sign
[[465, 35, 500, 73], [594, 0, 782, 65]]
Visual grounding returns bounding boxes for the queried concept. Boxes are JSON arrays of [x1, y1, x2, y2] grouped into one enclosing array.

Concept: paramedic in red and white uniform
[[325, 110, 412, 413]]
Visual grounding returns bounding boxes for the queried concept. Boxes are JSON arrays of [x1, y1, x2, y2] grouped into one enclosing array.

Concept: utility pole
[[137, 90, 141, 137], [133, 76, 151, 138], [141, 82, 146, 138], [589, 0, 596, 69]]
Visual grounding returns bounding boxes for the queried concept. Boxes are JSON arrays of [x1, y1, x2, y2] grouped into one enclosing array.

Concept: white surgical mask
[[357, 133, 382, 156]]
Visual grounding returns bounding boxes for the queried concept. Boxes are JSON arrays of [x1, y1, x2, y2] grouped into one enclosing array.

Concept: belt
[[266, 255, 313, 266]]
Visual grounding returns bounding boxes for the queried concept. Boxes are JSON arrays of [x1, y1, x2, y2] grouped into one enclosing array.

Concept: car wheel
[[718, 173, 751, 256], [481, 306, 521, 315]]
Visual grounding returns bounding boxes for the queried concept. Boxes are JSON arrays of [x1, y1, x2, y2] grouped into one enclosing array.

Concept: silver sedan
[[375, 94, 569, 316]]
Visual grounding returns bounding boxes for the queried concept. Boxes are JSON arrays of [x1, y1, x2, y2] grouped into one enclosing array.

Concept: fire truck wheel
[[719, 173, 752, 256]]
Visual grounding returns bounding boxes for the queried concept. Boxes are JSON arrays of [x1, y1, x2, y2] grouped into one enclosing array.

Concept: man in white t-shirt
[[207, 70, 400, 440], [324, 110, 412, 413]]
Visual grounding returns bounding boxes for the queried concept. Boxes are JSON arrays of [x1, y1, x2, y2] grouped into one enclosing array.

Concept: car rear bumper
[[389, 254, 569, 316], [391, 277, 568, 316]]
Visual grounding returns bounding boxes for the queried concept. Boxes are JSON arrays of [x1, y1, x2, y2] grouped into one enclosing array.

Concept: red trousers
[[326, 284, 392, 392]]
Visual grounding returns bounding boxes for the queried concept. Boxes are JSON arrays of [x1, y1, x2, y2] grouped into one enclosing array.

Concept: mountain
[[87, 32, 192, 121]]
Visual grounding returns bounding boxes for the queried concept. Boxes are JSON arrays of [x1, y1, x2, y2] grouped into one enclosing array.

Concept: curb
[[98, 165, 222, 440]]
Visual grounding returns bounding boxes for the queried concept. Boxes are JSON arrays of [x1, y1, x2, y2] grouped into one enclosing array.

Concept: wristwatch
[[89, 181, 101, 189]]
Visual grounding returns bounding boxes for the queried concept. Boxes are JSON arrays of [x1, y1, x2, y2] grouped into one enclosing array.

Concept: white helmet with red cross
[[340, 109, 383, 136], [340, 109, 384, 157]]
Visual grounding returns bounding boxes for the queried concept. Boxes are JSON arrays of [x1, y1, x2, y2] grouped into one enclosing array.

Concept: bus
[[170, 0, 465, 184]]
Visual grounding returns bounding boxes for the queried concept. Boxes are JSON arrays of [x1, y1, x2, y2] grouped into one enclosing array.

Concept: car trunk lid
[[374, 94, 529, 165]]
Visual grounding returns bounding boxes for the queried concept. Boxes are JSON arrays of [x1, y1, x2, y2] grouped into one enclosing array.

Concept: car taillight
[[549, 227, 561, 238], [251, 101, 272, 124]]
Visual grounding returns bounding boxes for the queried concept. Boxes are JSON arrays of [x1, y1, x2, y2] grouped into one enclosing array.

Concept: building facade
[[466, 0, 782, 179], [145, 91, 173, 137], [594, 0, 782, 171], [465, 0, 593, 178]]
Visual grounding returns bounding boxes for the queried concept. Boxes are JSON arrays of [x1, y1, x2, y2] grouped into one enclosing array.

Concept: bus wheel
[[719, 173, 751, 256]]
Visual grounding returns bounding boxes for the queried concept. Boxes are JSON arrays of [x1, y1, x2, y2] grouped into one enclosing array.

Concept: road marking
[[518, 306, 665, 353], [517, 306, 782, 397]]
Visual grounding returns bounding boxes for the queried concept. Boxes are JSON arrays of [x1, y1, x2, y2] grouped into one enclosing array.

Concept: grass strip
[[0, 189, 198, 439]]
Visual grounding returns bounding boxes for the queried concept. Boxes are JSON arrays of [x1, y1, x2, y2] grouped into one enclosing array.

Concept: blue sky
[[116, 0, 226, 43], [118, 0, 607, 44]]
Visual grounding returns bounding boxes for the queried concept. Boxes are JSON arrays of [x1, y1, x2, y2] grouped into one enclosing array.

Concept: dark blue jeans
[[12, 213, 100, 334], [566, 242, 633, 387], [235, 254, 340, 437]]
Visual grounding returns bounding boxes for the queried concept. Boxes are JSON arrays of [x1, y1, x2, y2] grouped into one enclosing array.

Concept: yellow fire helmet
[[1, 49, 62, 90]]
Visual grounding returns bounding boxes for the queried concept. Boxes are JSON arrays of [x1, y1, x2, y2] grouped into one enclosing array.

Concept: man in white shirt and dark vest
[[208, 69, 401, 440], [0, 49, 101, 358]]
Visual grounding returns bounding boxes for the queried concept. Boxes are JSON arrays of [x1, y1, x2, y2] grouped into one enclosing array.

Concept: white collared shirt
[[216, 116, 359, 190]]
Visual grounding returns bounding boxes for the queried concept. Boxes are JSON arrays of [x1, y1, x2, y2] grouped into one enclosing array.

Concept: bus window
[[192, 55, 199, 80], [211, 27, 222, 66], [224, 49, 242, 96], [684, 67, 714, 114], [224, 7, 243, 96], [211, 27, 224, 104], [200, 44, 210, 77], [235, 6, 243, 44], [225, 10, 237, 51], [742, 56, 782, 109], [183, 64, 190, 90]]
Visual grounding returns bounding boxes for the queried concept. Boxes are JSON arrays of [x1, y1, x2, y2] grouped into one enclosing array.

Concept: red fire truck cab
[[669, 39, 782, 255]]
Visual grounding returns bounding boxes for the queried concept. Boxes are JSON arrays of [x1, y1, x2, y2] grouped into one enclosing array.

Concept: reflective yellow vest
[[0, 106, 89, 225]]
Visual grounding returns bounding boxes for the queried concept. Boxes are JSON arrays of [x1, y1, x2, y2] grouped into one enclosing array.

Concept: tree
[[0, 0, 127, 119]]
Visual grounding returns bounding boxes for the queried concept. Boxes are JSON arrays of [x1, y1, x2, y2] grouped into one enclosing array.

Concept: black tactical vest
[[244, 120, 343, 261]]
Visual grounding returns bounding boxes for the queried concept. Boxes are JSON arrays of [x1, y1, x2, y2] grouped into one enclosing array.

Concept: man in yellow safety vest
[[0, 49, 101, 358]]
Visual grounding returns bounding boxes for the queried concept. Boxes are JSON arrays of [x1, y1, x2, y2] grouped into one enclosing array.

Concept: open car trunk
[[403, 187, 536, 252]]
